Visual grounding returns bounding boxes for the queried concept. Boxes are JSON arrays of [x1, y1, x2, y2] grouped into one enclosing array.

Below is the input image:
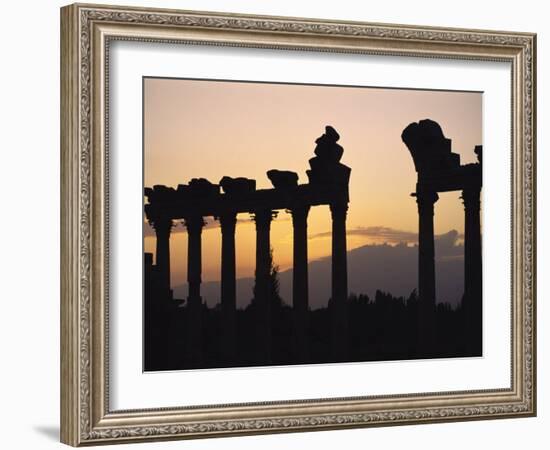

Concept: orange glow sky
[[144, 77, 482, 289]]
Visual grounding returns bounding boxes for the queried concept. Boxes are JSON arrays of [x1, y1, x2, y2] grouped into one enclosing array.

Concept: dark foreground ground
[[144, 289, 481, 371]]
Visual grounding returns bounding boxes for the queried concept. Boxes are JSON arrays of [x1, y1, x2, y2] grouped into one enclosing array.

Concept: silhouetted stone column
[[253, 209, 275, 364], [184, 215, 205, 366], [152, 218, 172, 301], [416, 190, 439, 355], [462, 187, 482, 355], [291, 205, 310, 362], [330, 202, 349, 360], [219, 212, 237, 363]]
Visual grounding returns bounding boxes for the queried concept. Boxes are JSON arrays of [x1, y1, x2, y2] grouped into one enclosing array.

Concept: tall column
[[330, 202, 349, 360], [462, 186, 482, 355], [416, 190, 439, 355], [291, 205, 310, 362], [184, 215, 205, 366], [219, 212, 237, 363], [253, 209, 275, 364], [152, 218, 172, 301]]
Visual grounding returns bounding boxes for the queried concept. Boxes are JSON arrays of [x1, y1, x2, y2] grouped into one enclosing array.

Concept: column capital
[[218, 211, 238, 233], [184, 215, 205, 234], [151, 218, 173, 236], [415, 190, 439, 205], [290, 204, 310, 223], [461, 186, 481, 210], [253, 209, 277, 228], [329, 202, 348, 219]]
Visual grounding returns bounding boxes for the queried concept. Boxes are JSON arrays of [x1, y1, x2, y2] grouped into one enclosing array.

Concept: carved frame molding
[[60, 3, 536, 446]]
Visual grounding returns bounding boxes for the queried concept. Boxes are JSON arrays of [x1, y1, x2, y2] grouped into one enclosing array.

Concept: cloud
[[434, 229, 464, 255], [309, 226, 463, 246]]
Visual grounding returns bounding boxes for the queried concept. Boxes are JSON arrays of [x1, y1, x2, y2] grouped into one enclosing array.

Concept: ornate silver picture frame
[[60, 3, 536, 446]]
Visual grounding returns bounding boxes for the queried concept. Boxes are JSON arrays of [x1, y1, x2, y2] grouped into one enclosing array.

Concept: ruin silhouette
[[144, 123, 482, 371], [402, 119, 482, 356]]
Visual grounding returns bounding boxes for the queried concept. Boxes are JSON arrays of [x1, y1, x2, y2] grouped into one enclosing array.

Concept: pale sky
[[143, 77, 482, 295]]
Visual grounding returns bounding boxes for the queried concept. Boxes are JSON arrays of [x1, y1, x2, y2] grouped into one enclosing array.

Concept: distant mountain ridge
[[173, 230, 464, 309]]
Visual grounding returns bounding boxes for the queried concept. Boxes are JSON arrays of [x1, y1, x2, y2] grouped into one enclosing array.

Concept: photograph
[[143, 78, 483, 371]]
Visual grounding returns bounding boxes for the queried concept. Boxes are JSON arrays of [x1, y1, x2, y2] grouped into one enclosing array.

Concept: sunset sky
[[143, 77, 482, 305]]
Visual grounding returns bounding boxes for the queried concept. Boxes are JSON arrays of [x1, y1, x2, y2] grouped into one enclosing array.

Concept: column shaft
[[463, 187, 482, 355], [253, 209, 275, 364], [153, 218, 172, 301], [184, 215, 205, 366], [330, 203, 349, 360], [220, 212, 237, 363], [291, 205, 310, 362], [416, 190, 438, 355]]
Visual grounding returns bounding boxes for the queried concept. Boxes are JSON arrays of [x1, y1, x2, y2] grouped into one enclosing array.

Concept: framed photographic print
[[60, 3, 536, 446]]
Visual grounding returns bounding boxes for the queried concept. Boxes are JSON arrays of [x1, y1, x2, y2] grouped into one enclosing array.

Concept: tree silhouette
[[251, 248, 285, 309]]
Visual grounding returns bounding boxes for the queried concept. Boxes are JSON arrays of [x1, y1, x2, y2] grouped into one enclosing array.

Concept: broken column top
[[267, 170, 299, 189], [401, 119, 461, 174], [314, 125, 344, 164], [307, 125, 351, 191], [219, 176, 256, 196]]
